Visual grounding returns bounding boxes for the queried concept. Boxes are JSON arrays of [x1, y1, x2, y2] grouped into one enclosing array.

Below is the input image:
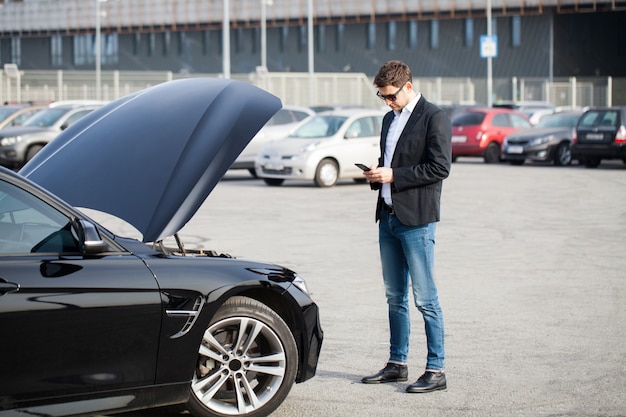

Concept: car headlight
[[292, 274, 311, 294], [529, 135, 552, 147], [300, 142, 320, 153], [0, 136, 22, 146]]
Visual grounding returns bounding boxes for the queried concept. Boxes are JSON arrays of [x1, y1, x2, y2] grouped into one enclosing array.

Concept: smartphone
[[355, 163, 371, 171]]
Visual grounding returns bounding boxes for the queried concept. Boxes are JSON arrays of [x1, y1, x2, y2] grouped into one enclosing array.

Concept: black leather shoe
[[405, 371, 447, 393], [361, 363, 408, 384]]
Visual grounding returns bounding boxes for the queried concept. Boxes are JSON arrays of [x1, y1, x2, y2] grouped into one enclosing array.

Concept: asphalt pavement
[[115, 160, 626, 417]]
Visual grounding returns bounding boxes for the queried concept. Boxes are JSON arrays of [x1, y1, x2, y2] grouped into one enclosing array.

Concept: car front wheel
[[186, 296, 298, 417], [314, 158, 338, 187], [554, 142, 572, 166]]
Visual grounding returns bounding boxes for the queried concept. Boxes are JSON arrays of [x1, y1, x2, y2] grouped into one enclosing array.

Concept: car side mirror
[[75, 219, 108, 254], [344, 132, 358, 139]]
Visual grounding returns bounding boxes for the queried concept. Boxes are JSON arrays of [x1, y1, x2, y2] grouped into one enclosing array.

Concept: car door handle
[[0, 281, 20, 295]]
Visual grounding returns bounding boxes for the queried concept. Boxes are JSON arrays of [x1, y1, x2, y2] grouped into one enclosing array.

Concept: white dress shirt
[[382, 93, 421, 206]]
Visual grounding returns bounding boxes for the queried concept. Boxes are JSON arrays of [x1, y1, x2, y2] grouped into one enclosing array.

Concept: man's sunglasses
[[376, 85, 404, 102]]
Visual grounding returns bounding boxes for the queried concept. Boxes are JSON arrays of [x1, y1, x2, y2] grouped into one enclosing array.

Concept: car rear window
[[578, 110, 619, 128], [452, 112, 485, 126]]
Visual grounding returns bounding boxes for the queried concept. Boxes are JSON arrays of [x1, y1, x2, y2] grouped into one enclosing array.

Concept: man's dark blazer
[[372, 96, 452, 226]]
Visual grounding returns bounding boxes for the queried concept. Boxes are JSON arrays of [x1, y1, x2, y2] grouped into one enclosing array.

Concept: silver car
[[231, 105, 314, 176], [255, 108, 385, 187]]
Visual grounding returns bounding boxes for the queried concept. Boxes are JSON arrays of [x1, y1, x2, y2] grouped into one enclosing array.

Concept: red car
[[451, 107, 532, 163]]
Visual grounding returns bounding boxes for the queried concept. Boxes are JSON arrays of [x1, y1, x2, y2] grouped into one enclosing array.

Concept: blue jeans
[[378, 210, 445, 371]]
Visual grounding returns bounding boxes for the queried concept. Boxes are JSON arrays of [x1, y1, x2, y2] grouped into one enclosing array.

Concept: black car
[[0, 78, 322, 417], [501, 111, 582, 166], [571, 107, 626, 168]]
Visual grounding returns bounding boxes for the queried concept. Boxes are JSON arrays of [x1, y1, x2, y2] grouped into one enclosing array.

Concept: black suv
[[571, 107, 626, 168]]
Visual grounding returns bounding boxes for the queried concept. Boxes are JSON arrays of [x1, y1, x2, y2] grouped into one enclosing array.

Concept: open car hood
[[20, 78, 281, 243]]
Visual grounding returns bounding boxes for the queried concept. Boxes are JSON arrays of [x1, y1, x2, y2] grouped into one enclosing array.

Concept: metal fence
[[0, 69, 619, 109]]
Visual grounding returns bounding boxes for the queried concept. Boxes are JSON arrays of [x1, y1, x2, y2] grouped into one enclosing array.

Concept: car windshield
[[0, 107, 19, 122], [578, 110, 618, 128], [23, 108, 67, 127], [452, 112, 486, 126], [535, 113, 580, 128], [290, 115, 347, 138]]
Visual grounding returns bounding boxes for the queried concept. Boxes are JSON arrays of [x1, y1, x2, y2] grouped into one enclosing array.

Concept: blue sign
[[480, 35, 498, 58]]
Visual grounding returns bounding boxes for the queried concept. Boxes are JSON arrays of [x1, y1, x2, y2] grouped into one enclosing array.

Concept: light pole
[[261, 0, 273, 71], [223, 0, 230, 79], [95, 0, 107, 100]]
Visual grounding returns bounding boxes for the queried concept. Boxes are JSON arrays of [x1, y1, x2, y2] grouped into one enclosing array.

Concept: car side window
[[346, 117, 376, 138], [510, 114, 531, 128], [0, 180, 81, 255], [64, 110, 92, 128], [292, 110, 311, 121], [492, 113, 510, 127]]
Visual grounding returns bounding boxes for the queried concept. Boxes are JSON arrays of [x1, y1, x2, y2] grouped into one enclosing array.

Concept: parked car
[[0, 78, 322, 417], [231, 105, 314, 176], [571, 106, 626, 168], [493, 100, 556, 124], [0, 103, 47, 130], [501, 110, 582, 166], [0, 103, 103, 169], [451, 107, 532, 163], [255, 108, 385, 187]]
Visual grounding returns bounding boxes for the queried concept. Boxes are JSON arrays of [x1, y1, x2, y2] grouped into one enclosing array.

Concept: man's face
[[377, 82, 412, 111]]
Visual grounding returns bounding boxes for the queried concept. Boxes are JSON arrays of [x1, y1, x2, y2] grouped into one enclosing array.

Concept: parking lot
[[118, 160, 625, 417]]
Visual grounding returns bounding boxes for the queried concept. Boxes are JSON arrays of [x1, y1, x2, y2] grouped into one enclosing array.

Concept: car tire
[[263, 178, 284, 186], [554, 142, 572, 166], [186, 296, 298, 417], [314, 158, 338, 187], [483, 143, 501, 163], [583, 158, 601, 168], [25, 144, 44, 164]]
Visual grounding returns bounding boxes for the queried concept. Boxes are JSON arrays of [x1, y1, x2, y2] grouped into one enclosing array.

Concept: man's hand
[[363, 166, 394, 184]]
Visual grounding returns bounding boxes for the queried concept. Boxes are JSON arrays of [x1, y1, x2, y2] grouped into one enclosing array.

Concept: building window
[[465, 18, 474, 47], [203, 30, 210, 55], [133, 33, 141, 56], [148, 33, 156, 56], [236, 28, 245, 53], [298, 25, 306, 53], [73, 35, 92, 66], [103, 34, 119, 64], [387, 21, 396, 51], [11, 38, 21, 65], [252, 28, 259, 54], [178, 32, 186, 56], [336, 23, 344, 52], [408, 21, 418, 49], [280, 26, 288, 52], [317, 25, 326, 53], [430, 20, 439, 49], [51, 35, 63, 66], [163, 32, 171, 55], [367, 22, 376, 50], [511, 16, 521, 47]]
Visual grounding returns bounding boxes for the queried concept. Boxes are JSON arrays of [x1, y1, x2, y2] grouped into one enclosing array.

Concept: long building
[[0, 0, 624, 106]]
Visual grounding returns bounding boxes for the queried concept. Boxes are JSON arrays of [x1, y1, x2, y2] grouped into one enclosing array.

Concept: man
[[361, 60, 451, 393]]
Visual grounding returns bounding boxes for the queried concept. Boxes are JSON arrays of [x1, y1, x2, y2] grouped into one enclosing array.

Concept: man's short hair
[[373, 60, 413, 88]]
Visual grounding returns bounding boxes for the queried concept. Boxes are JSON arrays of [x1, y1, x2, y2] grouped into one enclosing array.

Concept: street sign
[[480, 35, 498, 58]]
